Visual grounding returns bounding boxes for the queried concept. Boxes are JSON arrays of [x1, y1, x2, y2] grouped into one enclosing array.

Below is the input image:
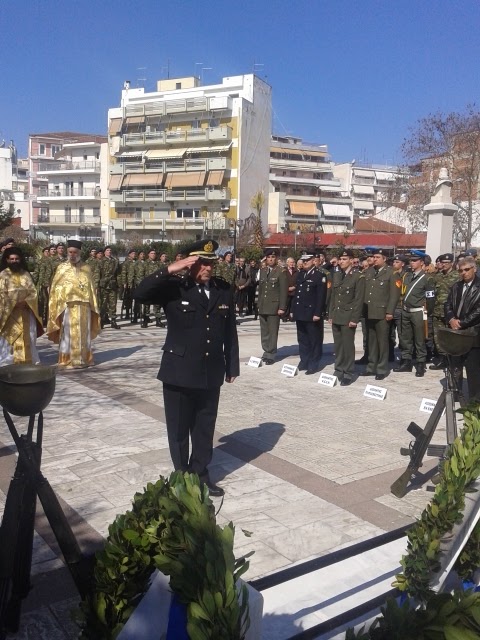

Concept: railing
[[122, 126, 232, 147], [38, 161, 100, 173], [117, 157, 229, 174], [122, 187, 230, 203], [37, 188, 100, 198], [124, 96, 229, 119], [35, 216, 101, 225]]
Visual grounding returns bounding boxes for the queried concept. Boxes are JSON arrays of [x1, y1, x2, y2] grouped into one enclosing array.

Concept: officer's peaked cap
[[186, 238, 219, 260]]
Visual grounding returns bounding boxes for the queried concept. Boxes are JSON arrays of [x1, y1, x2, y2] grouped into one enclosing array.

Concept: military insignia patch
[[204, 241, 214, 253], [395, 280, 402, 288], [327, 280, 332, 289], [426, 290, 435, 298]]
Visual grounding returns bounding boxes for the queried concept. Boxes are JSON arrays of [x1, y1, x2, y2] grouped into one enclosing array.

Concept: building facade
[[107, 74, 272, 243]]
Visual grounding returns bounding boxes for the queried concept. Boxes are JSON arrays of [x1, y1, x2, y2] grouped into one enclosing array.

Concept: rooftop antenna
[[194, 62, 204, 80], [253, 61, 264, 75], [136, 67, 147, 88]]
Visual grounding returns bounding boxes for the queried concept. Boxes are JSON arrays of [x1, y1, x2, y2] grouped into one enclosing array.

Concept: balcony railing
[[123, 96, 231, 119], [112, 156, 230, 175], [38, 161, 101, 173], [121, 187, 230, 203], [122, 126, 232, 147], [37, 188, 101, 198], [34, 215, 101, 225]]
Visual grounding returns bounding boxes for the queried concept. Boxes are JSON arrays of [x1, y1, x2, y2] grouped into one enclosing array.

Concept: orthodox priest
[[47, 239, 100, 369], [0, 247, 43, 365]]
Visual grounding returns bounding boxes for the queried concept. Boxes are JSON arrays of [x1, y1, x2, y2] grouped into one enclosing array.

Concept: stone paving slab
[[0, 316, 452, 638]]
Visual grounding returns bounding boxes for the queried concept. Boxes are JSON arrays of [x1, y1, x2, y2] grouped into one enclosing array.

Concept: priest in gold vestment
[[0, 247, 44, 365], [47, 239, 100, 369]]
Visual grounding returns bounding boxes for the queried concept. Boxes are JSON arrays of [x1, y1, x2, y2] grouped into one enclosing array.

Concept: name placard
[[420, 398, 437, 413], [247, 356, 262, 368], [281, 364, 298, 377], [318, 373, 337, 387], [364, 384, 387, 401]]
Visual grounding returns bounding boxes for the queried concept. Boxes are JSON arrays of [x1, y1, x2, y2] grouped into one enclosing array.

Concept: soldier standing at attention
[[142, 249, 166, 328], [359, 249, 401, 380], [49, 242, 67, 280], [429, 252, 460, 370], [293, 251, 327, 374], [35, 247, 52, 327], [393, 253, 435, 377], [86, 248, 97, 267], [120, 249, 137, 321], [99, 246, 121, 329], [132, 250, 146, 324], [328, 249, 365, 386], [389, 254, 409, 362], [257, 249, 288, 364]]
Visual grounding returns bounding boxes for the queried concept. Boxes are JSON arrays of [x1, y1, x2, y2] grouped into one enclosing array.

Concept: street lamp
[[294, 229, 300, 252]]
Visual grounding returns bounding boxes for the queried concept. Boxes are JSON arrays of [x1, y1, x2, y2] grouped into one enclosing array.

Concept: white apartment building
[[0, 142, 29, 226], [107, 74, 272, 242], [268, 135, 352, 234], [332, 162, 399, 218], [35, 138, 108, 243]]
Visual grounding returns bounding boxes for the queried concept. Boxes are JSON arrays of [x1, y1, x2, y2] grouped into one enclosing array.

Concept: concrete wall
[[0, 149, 13, 190]]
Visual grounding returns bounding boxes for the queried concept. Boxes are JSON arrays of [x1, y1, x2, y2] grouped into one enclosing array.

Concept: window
[[96, 152, 99, 159], [210, 118, 219, 127], [79, 206, 85, 222], [65, 206, 71, 222], [192, 119, 200, 129], [83, 155, 88, 161], [176, 82, 181, 90], [39, 208, 49, 222], [93, 207, 100, 218], [176, 208, 200, 218], [39, 144, 46, 155], [51, 145, 61, 156]]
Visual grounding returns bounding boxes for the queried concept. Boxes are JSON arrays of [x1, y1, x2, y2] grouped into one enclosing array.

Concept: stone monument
[[425, 168, 457, 259]]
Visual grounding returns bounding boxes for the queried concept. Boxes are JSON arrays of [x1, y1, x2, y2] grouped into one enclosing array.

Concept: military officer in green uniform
[[99, 246, 121, 329], [360, 249, 401, 380], [119, 249, 136, 320], [49, 242, 67, 281], [389, 254, 409, 362], [393, 253, 435, 377], [429, 252, 460, 370], [328, 249, 365, 386], [214, 251, 236, 287], [35, 247, 52, 327], [141, 250, 165, 328], [132, 250, 146, 324], [257, 249, 288, 364]]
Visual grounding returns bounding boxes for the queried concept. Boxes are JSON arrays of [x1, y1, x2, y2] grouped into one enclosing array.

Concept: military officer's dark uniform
[[257, 250, 288, 364], [292, 252, 327, 374], [361, 251, 401, 379], [134, 239, 239, 497], [328, 250, 365, 385]]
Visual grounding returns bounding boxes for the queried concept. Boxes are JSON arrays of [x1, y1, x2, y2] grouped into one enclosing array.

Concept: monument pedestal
[[424, 168, 457, 259]]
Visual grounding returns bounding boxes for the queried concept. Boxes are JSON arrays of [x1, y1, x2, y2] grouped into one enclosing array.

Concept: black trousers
[[162, 383, 221, 481], [296, 319, 324, 370], [452, 348, 480, 403]]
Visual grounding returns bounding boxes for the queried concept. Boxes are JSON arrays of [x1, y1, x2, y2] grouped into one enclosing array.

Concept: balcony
[[122, 126, 232, 147], [37, 188, 101, 200], [34, 215, 101, 226], [120, 187, 230, 203], [38, 161, 101, 174], [112, 215, 228, 232], [123, 95, 231, 119], [112, 156, 230, 175]]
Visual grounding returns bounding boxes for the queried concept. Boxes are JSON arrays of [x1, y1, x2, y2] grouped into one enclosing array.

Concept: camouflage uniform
[[99, 256, 121, 324], [132, 258, 146, 324], [214, 262, 236, 287], [119, 257, 136, 320], [431, 268, 460, 358], [35, 255, 52, 327], [141, 259, 163, 327], [49, 256, 66, 283]]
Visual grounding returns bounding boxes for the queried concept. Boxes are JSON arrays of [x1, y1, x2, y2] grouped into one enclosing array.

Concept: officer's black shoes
[[415, 363, 426, 377], [393, 359, 413, 373], [305, 369, 320, 375], [263, 358, 274, 365], [298, 363, 307, 371], [355, 355, 369, 365], [340, 377, 353, 386], [358, 371, 375, 376], [429, 359, 446, 371], [205, 481, 225, 497], [156, 319, 166, 328], [111, 320, 121, 329], [141, 318, 150, 328], [375, 374, 387, 381]]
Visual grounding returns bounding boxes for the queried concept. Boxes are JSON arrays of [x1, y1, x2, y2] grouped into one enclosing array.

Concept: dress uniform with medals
[[134, 239, 239, 497], [293, 251, 327, 374], [360, 249, 401, 380], [257, 249, 288, 364], [328, 249, 365, 385]]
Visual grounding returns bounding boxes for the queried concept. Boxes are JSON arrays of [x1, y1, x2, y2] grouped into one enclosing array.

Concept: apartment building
[[0, 142, 29, 225], [268, 135, 352, 234], [332, 162, 399, 217], [107, 74, 272, 242]]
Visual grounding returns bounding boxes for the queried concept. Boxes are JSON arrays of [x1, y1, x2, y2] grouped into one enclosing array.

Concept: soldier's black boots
[[429, 358, 446, 371], [111, 320, 121, 329], [415, 362, 426, 377], [156, 319, 166, 328], [141, 317, 149, 328], [393, 359, 413, 373], [355, 354, 369, 365]]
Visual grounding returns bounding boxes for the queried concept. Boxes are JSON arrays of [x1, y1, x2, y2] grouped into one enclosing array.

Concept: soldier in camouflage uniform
[[99, 246, 121, 329], [119, 249, 136, 321], [49, 242, 67, 282], [35, 247, 52, 327], [214, 251, 236, 288], [429, 252, 460, 370], [132, 251, 146, 324], [141, 249, 165, 328]]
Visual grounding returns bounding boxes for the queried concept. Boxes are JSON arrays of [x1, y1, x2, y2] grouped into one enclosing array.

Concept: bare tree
[[250, 190, 265, 251], [401, 105, 480, 247]]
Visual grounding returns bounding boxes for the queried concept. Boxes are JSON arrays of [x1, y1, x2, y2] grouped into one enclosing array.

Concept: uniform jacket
[[328, 268, 365, 325], [402, 270, 435, 314], [134, 273, 239, 389], [257, 265, 288, 315], [445, 274, 480, 329], [293, 267, 327, 322], [432, 268, 460, 317], [100, 257, 120, 290], [364, 265, 401, 319]]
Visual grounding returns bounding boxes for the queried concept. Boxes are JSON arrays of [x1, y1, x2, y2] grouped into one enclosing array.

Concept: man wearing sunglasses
[[445, 256, 480, 402], [134, 239, 239, 497]]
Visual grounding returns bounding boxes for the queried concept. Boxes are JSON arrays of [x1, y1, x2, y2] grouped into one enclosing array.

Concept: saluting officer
[[134, 239, 239, 497], [360, 249, 401, 380], [293, 251, 327, 374], [257, 249, 288, 364], [328, 249, 365, 385], [394, 252, 435, 377]]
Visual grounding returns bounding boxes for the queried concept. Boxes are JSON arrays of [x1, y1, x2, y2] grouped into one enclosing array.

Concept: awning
[[165, 172, 206, 188], [185, 144, 232, 153], [289, 201, 318, 216], [353, 169, 374, 178], [321, 203, 351, 218], [145, 148, 187, 159], [354, 199, 374, 211], [125, 116, 144, 124], [109, 118, 122, 136], [353, 184, 375, 195], [123, 173, 164, 187], [108, 175, 123, 191], [376, 171, 395, 181], [270, 147, 326, 158], [206, 170, 225, 186], [322, 224, 348, 233], [118, 151, 144, 158]]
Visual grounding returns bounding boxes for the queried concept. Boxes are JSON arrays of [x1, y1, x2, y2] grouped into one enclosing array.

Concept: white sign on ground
[[281, 364, 298, 377], [364, 385, 387, 401], [420, 398, 437, 413], [317, 373, 337, 387], [247, 356, 262, 368]]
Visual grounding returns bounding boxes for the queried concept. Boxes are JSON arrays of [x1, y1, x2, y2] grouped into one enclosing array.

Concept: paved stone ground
[[0, 315, 455, 638]]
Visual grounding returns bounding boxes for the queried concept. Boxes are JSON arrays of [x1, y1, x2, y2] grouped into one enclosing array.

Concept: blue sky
[[1, 0, 479, 163]]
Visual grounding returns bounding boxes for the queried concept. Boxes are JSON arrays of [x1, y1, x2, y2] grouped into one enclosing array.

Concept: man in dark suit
[[292, 251, 327, 374], [134, 239, 239, 497], [445, 256, 480, 402]]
